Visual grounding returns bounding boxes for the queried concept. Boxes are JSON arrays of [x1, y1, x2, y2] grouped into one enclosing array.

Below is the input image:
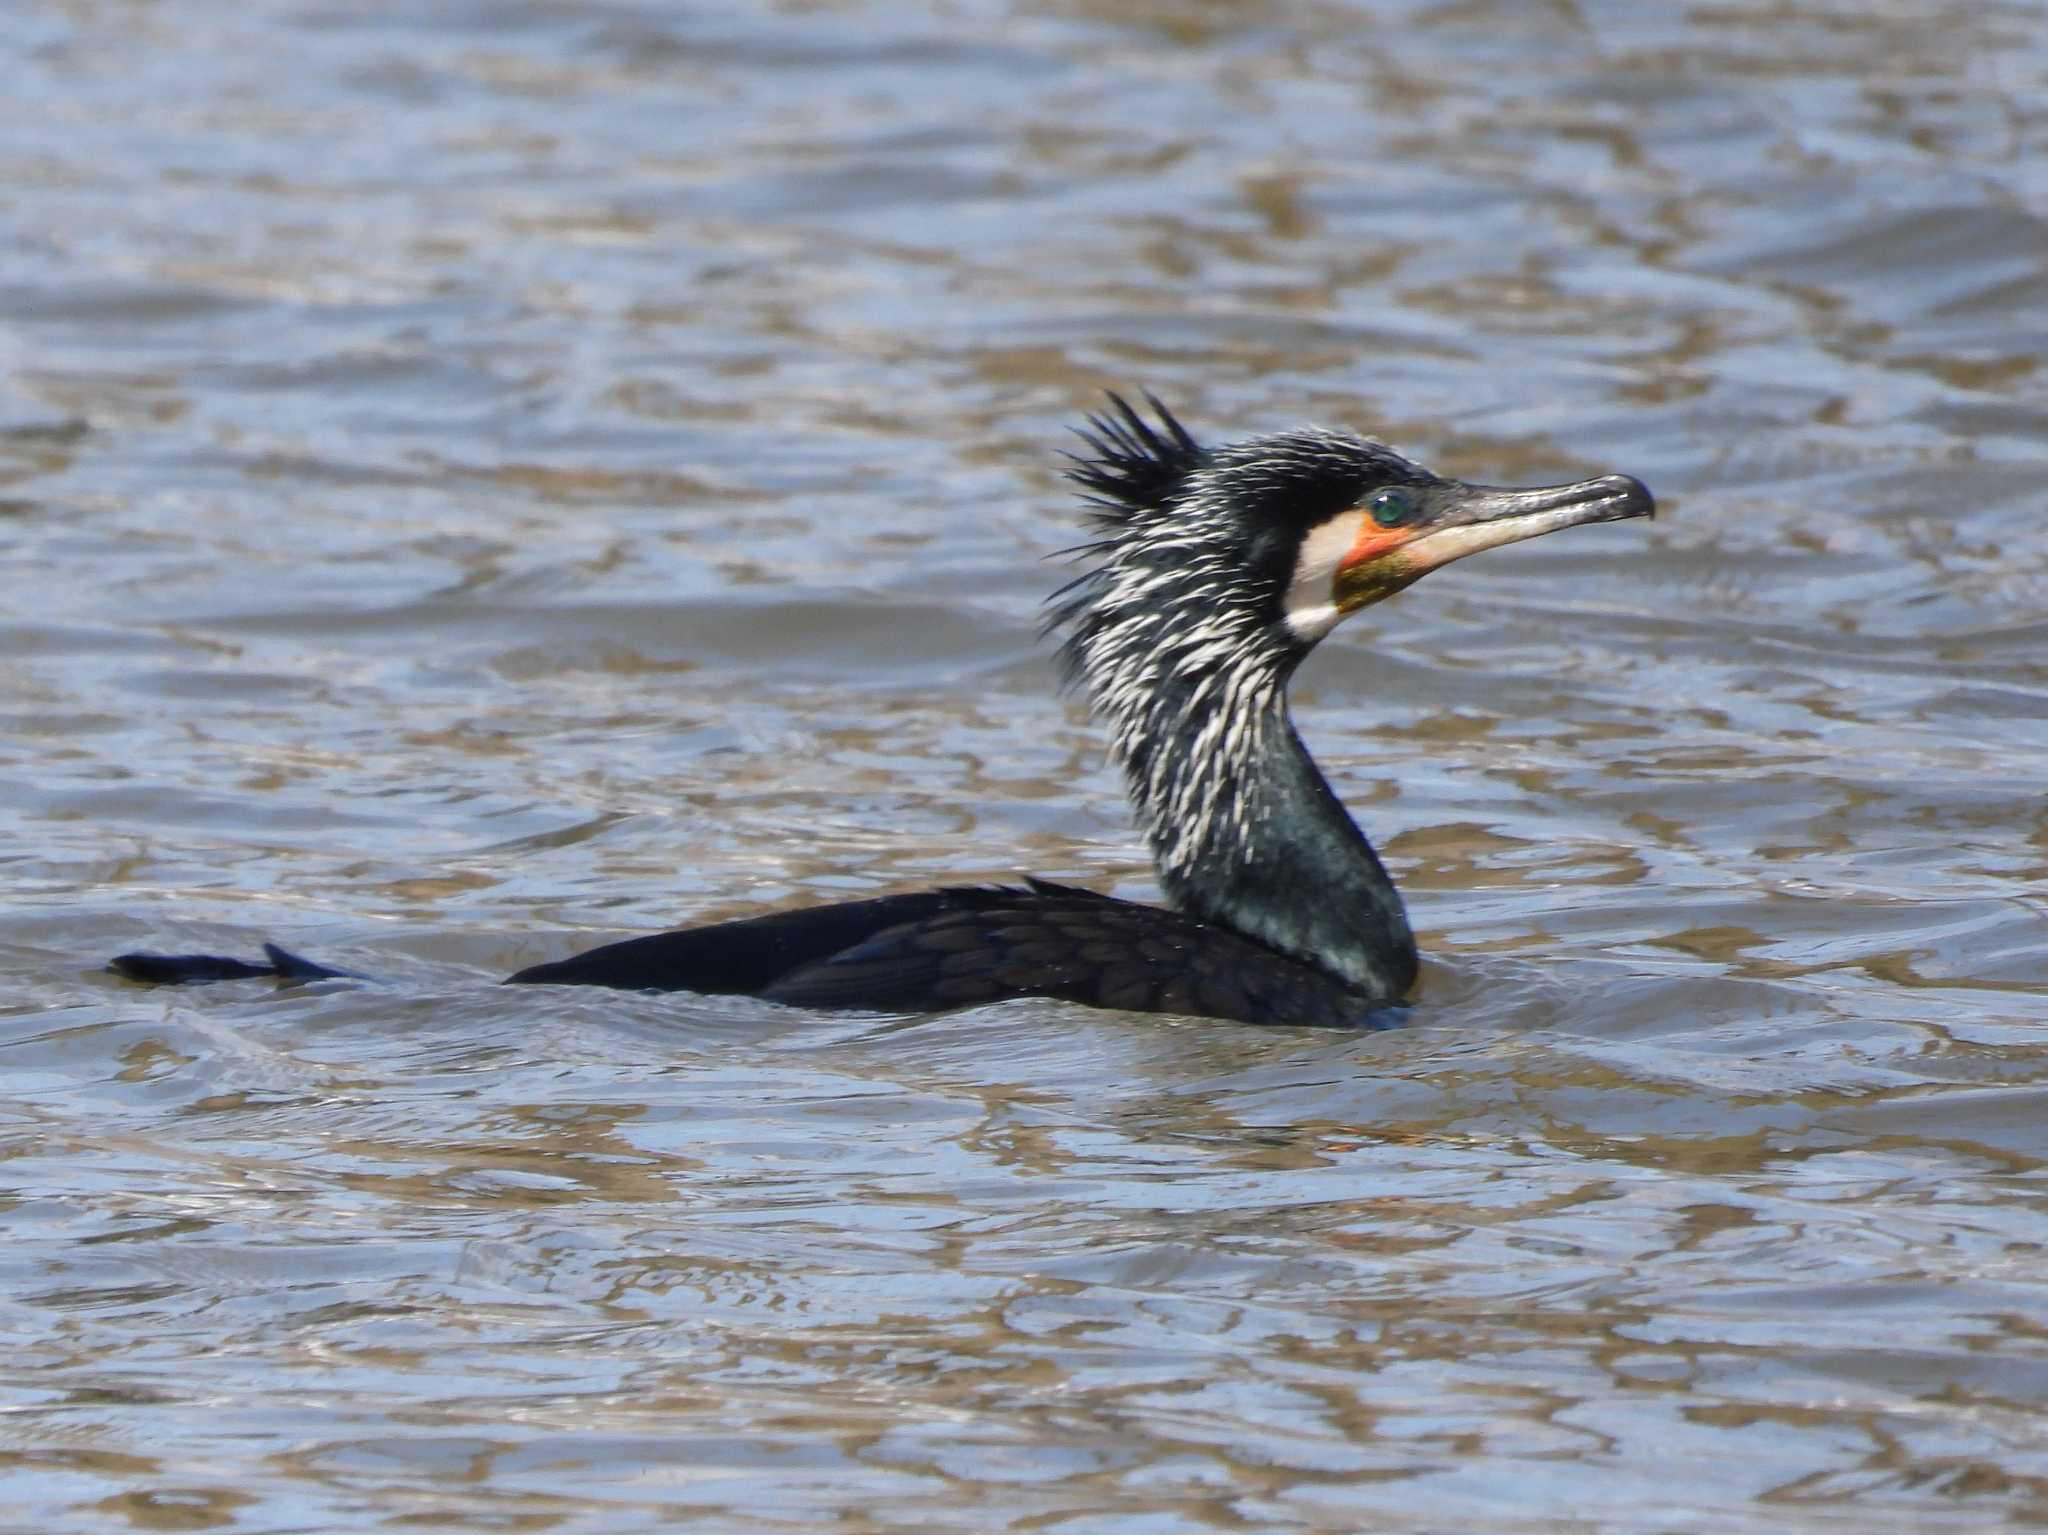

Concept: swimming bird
[[111, 396, 1652, 1026]]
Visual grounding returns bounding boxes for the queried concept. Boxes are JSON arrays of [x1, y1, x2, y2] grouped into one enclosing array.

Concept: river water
[[5, 2, 2048, 1530]]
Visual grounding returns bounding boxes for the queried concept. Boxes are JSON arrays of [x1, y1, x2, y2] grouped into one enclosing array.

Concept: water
[[5, 1, 2048, 1529]]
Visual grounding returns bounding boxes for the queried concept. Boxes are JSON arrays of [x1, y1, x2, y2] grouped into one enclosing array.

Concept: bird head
[[1059, 393, 1654, 667]]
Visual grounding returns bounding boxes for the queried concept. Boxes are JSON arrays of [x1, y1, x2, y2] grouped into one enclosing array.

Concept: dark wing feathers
[[758, 888, 1374, 1028], [506, 879, 1374, 1026], [505, 888, 1007, 993]]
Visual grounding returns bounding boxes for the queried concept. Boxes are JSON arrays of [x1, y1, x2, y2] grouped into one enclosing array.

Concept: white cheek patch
[[1282, 509, 1367, 642]]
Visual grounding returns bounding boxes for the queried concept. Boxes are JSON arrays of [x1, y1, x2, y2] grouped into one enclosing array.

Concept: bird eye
[[1368, 488, 1420, 528]]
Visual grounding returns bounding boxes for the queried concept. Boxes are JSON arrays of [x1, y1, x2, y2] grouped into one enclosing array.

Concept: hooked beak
[[1334, 472, 1654, 613]]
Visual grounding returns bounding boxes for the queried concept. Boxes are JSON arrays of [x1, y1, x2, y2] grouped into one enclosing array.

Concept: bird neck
[[1097, 651, 1418, 1002]]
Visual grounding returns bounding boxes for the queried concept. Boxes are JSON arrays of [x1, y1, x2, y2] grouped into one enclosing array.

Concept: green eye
[[1368, 487, 1420, 528]]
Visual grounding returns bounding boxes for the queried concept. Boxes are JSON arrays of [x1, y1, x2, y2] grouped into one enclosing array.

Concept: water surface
[[5, 2, 2048, 1530]]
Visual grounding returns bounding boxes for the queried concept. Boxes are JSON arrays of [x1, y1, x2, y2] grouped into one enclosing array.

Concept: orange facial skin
[[1343, 520, 1412, 568], [1332, 519, 1429, 614]]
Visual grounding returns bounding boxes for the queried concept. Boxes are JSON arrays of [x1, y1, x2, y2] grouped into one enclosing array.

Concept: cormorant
[[111, 397, 1652, 1026]]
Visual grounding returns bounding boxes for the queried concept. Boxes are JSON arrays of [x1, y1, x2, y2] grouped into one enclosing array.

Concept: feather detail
[[1049, 395, 1299, 880], [1061, 391, 1207, 526]]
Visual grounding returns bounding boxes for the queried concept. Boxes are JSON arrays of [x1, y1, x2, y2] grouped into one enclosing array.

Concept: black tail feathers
[[109, 943, 363, 986]]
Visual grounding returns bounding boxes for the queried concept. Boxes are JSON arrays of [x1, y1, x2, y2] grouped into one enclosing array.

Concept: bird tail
[[109, 942, 365, 986]]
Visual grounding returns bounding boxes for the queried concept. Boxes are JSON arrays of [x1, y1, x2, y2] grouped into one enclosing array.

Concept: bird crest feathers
[[1063, 391, 1206, 527]]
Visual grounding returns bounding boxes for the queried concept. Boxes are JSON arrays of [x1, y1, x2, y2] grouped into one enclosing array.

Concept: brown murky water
[[5, 1, 2048, 1529]]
